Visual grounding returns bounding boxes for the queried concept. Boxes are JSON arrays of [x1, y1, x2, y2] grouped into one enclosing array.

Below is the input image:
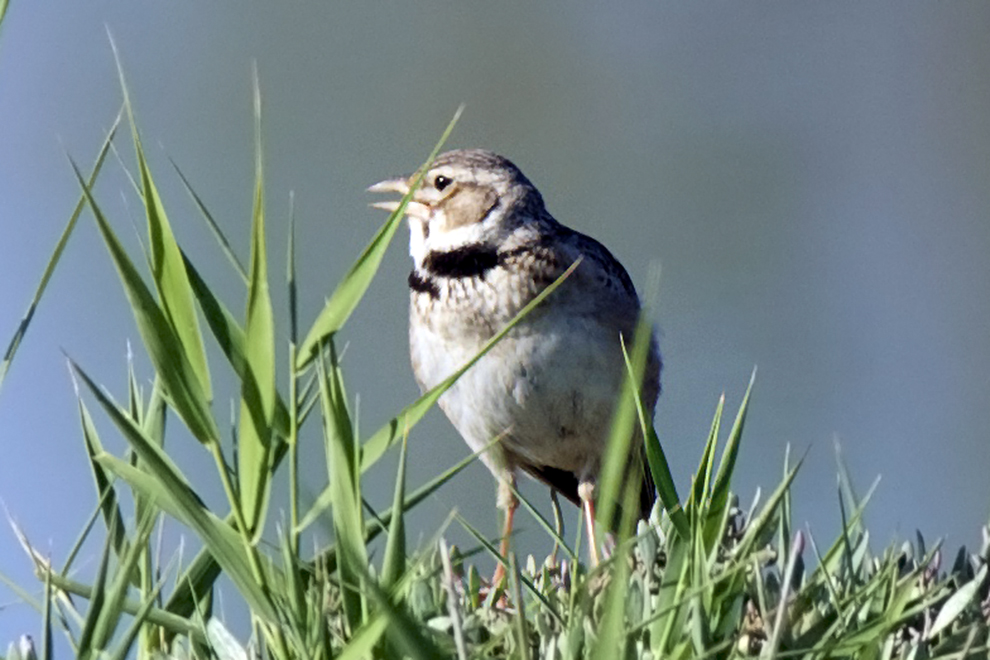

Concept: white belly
[[410, 312, 628, 476]]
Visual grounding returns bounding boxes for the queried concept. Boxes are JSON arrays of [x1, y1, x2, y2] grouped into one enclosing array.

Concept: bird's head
[[370, 149, 547, 265]]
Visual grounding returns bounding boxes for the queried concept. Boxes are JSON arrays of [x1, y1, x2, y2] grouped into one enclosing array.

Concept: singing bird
[[371, 149, 661, 576]]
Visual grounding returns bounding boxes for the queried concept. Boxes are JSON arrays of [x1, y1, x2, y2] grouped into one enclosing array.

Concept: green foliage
[[3, 71, 990, 660]]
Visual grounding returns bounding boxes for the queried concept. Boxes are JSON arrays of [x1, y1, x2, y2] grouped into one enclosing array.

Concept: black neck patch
[[408, 270, 440, 299], [422, 244, 500, 279]]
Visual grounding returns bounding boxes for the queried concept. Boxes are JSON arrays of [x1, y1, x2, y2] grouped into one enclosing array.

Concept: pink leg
[[492, 476, 518, 587], [578, 481, 600, 566]]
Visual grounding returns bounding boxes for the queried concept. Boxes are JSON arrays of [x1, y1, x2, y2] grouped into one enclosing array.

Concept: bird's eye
[[434, 175, 452, 191]]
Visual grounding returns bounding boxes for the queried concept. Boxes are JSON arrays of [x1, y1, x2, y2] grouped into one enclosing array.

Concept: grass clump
[[3, 66, 989, 660]]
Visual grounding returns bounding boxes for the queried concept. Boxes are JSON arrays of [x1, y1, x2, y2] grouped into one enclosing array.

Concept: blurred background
[[2, 1, 990, 646]]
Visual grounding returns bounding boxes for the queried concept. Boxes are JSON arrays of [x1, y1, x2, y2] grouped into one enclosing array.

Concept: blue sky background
[[2, 2, 990, 648]]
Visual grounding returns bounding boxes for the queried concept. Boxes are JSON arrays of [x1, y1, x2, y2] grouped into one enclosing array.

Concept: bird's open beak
[[367, 177, 411, 213], [368, 179, 409, 213], [368, 176, 433, 220]]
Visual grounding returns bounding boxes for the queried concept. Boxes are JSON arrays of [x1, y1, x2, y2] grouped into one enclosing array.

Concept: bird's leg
[[491, 475, 518, 588], [578, 480, 600, 567], [550, 489, 564, 564]]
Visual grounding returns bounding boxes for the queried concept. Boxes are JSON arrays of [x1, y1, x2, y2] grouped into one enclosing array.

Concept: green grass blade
[[237, 64, 276, 535], [77, 398, 130, 561], [380, 435, 409, 590], [642, 425, 688, 538], [651, 534, 689, 656], [597, 317, 653, 534], [182, 253, 292, 439], [455, 514, 563, 624], [0, 112, 120, 395], [705, 368, 755, 543], [90, 503, 158, 651], [777, 443, 793, 571], [276, 528, 303, 632], [335, 615, 390, 660], [808, 475, 881, 587], [95, 450, 278, 622], [689, 394, 724, 515], [160, 547, 222, 624], [317, 344, 367, 632], [508, 554, 531, 660], [621, 336, 689, 538], [296, 105, 464, 369], [76, 514, 115, 657], [357, 564, 448, 660], [109, 32, 212, 403], [70, 158, 220, 446], [70, 361, 277, 621], [170, 157, 248, 282], [301, 437, 483, 552], [359, 258, 580, 473], [734, 455, 804, 561], [508, 480, 577, 562], [287, 192, 298, 346], [834, 439, 868, 539], [41, 567, 53, 660], [105, 570, 170, 660], [28, 568, 208, 645], [590, 482, 641, 660]]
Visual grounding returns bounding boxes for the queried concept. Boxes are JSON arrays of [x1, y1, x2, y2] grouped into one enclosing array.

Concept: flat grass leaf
[[299, 436, 481, 544], [642, 425, 689, 538], [70, 159, 219, 446], [928, 564, 986, 639], [508, 555, 531, 660], [76, 514, 114, 657], [41, 570, 53, 660], [111, 34, 212, 402], [287, 193, 298, 345], [71, 361, 276, 621], [706, 368, 755, 540], [77, 399, 129, 561], [380, 435, 408, 590], [96, 451, 277, 623], [183, 253, 291, 439], [161, 546, 222, 623], [811, 475, 880, 584], [590, 480, 641, 660], [334, 615, 390, 660], [508, 479, 577, 562], [358, 567, 447, 660], [296, 106, 463, 368], [735, 456, 803, 560], [171, 158, 248, 281], [597, 318, 653, 535], [318, 346, 367, 631], [455, 514, 562, 623], [237, 67, 276, 535], [90, 503, 158, 652], [106, 573, 170, 660], [205, 619, 248, 660], [8, 560, 207, 645], [622, 335, 688, 537], [689, 395, 723, 514], [1, 112, 120, 395]]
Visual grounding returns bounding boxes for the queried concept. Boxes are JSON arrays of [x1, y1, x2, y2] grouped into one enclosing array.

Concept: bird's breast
[[409, 296, 636, 472]]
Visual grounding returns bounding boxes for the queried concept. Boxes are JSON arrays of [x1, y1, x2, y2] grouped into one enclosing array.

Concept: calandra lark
[[371, 149, 661, 576]]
